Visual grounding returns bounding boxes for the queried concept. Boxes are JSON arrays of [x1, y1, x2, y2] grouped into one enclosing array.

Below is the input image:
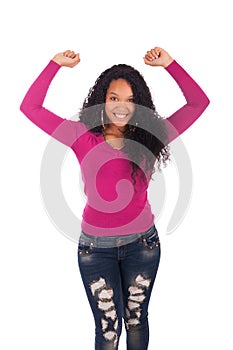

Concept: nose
[[114, 102, 131, 111]]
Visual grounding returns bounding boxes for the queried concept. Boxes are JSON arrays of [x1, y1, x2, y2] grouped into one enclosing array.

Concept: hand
[[144, 47, 174, 68], [52, 50, 80, 67]]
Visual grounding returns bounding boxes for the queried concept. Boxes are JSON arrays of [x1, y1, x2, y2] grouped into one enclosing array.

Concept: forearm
[[19, 60, 70, 137], [164, 60, 210, 142], [20, 60, 61, 115]]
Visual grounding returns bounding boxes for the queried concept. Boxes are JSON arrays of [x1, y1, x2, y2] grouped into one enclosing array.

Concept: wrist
[[52, 57, 62, 66], [162, 58, 174, 68]]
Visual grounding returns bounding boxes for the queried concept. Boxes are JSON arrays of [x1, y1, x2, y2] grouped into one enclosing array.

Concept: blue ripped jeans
[[77, 224, 161, 350]]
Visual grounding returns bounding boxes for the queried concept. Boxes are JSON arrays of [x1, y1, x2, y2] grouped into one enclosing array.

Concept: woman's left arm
[[144, 47, 210, 143]]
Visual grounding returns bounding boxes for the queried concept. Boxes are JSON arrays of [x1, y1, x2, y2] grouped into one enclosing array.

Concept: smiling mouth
[[113, 113, 128, 120]]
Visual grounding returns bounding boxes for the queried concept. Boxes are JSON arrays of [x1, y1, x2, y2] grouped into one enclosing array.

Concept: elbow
[[203, 94, 210, 109], [195, 94, 210, 118], [19, 97, 28, 115], [194, 93, 210, 112], [189, 90, 210, 111], [20, 99, 34, 116], [19, 101, 25, 114]]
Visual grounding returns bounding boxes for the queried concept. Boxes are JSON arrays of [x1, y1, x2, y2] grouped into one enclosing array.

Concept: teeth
[[114, 114, 127, 119]]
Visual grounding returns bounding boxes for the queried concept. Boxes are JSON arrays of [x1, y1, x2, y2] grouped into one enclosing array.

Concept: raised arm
[[20, 50, 87, 147], [144, 47, 210, 143]]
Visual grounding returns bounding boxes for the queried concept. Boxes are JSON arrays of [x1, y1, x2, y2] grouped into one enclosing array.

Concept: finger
[[149, 48, 160, 60], [144, 56, 153, 65], [147, 50, 155, 57], [67, 50, 76, 58], [145, 51, 154, 61], [154, 47, 163, 56], [145, 56, 154, 62], [151, 48, 159, 59], [153, 47, 162, 52], [70, 51, 76, 58], [63, 50, 76, 58], [145, 52, 155, 61], [74, 53, 80, 62], [63, 50, 71, 57], [71, 53, 81, 66]]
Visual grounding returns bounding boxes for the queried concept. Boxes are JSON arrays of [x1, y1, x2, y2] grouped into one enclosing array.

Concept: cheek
[[105, 103, 113, 117], [130, 105, 136, 115]]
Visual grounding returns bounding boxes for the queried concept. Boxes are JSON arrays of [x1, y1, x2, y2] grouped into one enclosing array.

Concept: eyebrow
[[109, 92, 134, 98]]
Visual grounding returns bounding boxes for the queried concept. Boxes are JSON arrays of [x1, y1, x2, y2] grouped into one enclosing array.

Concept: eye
[[128, 98, 135, 103], [110, 97, 118, 101]]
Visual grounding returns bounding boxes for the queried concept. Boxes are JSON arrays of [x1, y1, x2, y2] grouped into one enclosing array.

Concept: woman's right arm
[[20, 50, 86, 147]]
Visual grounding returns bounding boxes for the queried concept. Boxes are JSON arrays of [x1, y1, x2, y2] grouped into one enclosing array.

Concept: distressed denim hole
[[89, 277, 119, 348]]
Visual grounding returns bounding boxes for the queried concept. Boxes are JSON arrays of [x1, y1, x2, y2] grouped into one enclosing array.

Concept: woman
[[20, 47, 209, 350]]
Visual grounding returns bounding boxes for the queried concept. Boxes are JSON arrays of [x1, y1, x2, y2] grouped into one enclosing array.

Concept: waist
[[79, 223, 156, 248], [82, 198, 154, 235]]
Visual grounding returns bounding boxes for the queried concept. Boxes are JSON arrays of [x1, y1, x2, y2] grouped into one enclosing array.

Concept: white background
[[1, 0, 232, 349]]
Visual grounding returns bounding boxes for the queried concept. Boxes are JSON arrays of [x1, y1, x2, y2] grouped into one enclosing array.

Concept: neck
[[104, 123, 125, 136]]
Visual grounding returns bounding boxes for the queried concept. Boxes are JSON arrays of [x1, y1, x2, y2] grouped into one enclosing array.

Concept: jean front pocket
[[142, 228, 160, 250], [78, 240, 94, 256]]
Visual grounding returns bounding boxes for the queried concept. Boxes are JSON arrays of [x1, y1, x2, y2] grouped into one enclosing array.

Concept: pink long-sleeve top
[[20, 60, 209, 236]]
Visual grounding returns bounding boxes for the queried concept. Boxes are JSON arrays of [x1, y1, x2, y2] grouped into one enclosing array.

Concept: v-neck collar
[[101, 132, 125, 152]]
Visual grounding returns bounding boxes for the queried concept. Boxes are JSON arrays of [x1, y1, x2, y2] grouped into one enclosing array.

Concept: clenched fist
[[52, 50, 80, 68], [144, 47, 174, 68]]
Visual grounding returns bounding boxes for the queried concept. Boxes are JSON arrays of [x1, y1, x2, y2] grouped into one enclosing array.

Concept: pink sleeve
[[164, 60, 210, 143], [20, 60, 87, 147]]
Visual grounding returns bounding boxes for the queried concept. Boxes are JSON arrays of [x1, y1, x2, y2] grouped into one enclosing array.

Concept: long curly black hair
[[78, 64, 170, 188]]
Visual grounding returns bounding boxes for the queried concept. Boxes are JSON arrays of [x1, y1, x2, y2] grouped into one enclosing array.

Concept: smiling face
[[105, 79, 135, 130]]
